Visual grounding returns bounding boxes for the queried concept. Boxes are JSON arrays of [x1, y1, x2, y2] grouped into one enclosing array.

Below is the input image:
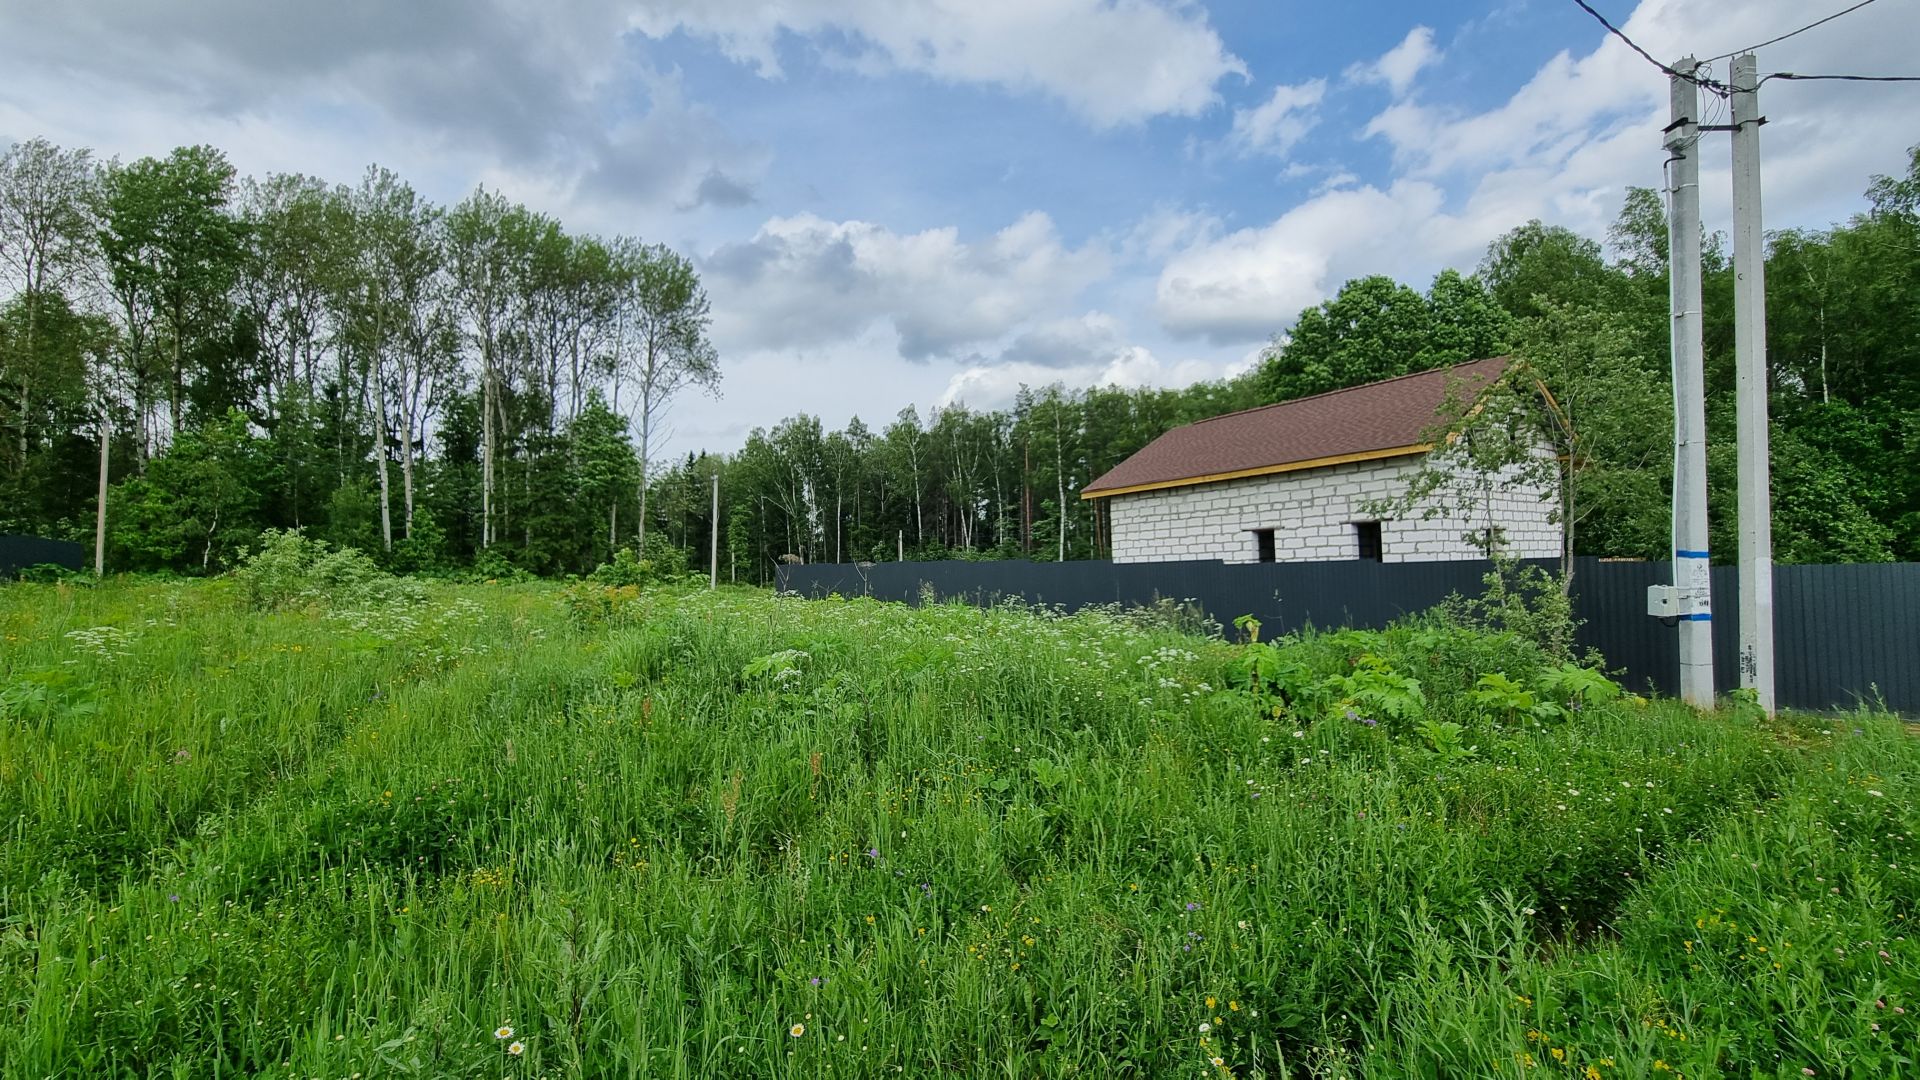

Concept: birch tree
[[0, 138, 97, 468], [444, 188, 524, 548], [618, 243, 719, 550]]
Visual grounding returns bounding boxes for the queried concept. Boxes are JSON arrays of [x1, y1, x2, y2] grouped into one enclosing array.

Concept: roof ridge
[[1189, 355, 1509, 426]]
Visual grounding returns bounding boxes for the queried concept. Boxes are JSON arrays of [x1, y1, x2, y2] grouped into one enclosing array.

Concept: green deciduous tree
[[618, 242, 720, 552], [113, 409, 275, 571], [97, 145, 245, 459]]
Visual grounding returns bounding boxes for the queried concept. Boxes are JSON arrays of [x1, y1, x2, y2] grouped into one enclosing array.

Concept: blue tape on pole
[[1675, 549, 1710, 558], [1679, 613, 1712, 621]]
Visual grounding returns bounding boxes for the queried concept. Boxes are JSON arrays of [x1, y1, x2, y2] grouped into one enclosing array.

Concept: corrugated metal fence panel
[[779, 557, 1920, 715], [0, 535, 85, 578], [1775, 563, 1920, 712]]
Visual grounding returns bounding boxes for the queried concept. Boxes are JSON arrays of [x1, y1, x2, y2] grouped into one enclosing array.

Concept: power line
[[1702, 0, 1882, 64], [1759, 71, 1920, 84], [1568, 0, 1729, 94]]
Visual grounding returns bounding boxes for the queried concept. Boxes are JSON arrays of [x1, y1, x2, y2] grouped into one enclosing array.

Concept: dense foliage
[[4, 139, 1920, 578], [1, 579, 1913, 1076], [0, 139, 716, 579]]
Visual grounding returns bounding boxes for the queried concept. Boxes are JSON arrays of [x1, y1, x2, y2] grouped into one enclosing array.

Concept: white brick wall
[[1106, 451, 1562, 564]]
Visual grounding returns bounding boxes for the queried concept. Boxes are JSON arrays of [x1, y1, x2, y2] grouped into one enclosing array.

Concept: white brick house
[[1082, 358, 1561, 565]]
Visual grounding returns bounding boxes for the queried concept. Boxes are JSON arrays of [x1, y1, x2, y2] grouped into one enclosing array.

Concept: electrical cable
[[1759, 72, 1920, 84], [1702, 0, 1882, 64], [1568, 0, 1731, 95]]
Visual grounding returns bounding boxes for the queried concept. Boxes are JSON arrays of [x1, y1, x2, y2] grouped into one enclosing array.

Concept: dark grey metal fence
[[0, 535, 85, 579], [778, 557, 1920, 715]]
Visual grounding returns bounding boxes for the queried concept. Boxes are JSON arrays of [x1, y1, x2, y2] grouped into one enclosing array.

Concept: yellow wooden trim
[[1080, 443, 1433, 500]]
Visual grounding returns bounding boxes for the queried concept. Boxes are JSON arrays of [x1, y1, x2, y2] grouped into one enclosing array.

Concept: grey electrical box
[[1648, 584, 1710, 618]]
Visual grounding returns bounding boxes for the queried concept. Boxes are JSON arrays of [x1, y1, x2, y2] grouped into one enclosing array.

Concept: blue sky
[[4, 0, 1917, 457]]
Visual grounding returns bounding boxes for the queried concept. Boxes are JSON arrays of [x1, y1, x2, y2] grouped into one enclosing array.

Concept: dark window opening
[[1354, 521, 1383, 562], [1254, 528, 1276, 563]]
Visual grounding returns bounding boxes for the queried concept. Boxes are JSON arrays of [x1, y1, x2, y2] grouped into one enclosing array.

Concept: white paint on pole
[[710, 471, 720, 590], [1666, 59, 1715, 708], [1730, 53, 1776, 714]]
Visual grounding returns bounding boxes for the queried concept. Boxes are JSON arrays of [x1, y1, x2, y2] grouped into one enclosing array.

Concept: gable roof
[[1081, 356, 1509, 499]]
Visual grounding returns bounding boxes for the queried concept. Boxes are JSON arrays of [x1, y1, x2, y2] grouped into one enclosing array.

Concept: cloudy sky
[[3, 0, 1916, 458]]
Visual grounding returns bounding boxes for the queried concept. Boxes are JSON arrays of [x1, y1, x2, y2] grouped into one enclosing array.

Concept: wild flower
[[63, 625, 134, 662], [494, 1025, 514, 1039], [507, 1041, 525, 1056], [790, 1023, 806, 1037]]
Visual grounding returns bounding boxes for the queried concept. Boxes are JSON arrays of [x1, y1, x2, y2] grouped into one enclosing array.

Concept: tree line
[[0, 139, 717, 577], [719, 146, 1920, 577], [3, 138, 1917, 581]]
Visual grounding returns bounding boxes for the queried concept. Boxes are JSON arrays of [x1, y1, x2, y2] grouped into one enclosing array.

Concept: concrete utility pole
[[1666, 58, 1715, 708], [1730, 53, 1776, 714], [709, 471, 719, 590]]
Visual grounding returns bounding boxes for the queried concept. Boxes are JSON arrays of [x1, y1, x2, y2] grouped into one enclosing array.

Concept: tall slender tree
[[618, 243, 719, 551]]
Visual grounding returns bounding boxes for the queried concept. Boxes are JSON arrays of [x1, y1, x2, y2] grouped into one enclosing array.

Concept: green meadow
[[0, 560, 1914, 1077]]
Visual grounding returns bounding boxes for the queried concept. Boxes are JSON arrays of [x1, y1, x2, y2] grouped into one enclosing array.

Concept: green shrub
[[1435, 554, 1583, 661], [228, 528, 425, 610]]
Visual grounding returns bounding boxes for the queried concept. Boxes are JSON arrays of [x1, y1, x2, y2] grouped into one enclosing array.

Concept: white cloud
[[0, 2, 767, 235], [702, 211, 1110, 360], [1117, 207, 1222, 264], [1229, 79, 1327, 157], [1155, 181, 1449, 343], [999, 312, 1127, 369], [940, 345, 1237, 411], [1158, 0, 1920, 345], [1347, 27, 1440, 98], [1314, 171, 1361, 194], [627, 0, 1247, 127]]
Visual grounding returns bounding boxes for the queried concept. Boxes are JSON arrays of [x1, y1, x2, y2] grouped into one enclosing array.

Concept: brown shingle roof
[[1082, 357, 1509, 498]]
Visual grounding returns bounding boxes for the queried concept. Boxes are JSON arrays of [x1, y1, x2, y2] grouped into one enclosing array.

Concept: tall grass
[[0, 580, 1912, 1077]]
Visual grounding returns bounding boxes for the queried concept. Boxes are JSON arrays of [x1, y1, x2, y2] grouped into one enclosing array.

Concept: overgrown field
[[0, 570, 1915, 1078]]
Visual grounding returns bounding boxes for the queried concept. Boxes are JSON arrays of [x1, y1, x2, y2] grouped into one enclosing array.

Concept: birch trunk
[[374, 371, 393, 552], [481, 343, 495, 548]]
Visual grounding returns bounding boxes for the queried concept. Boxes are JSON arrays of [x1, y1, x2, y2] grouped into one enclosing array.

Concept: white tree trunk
[[481, 345, 494, 548], [373, 367, 393, 552]]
